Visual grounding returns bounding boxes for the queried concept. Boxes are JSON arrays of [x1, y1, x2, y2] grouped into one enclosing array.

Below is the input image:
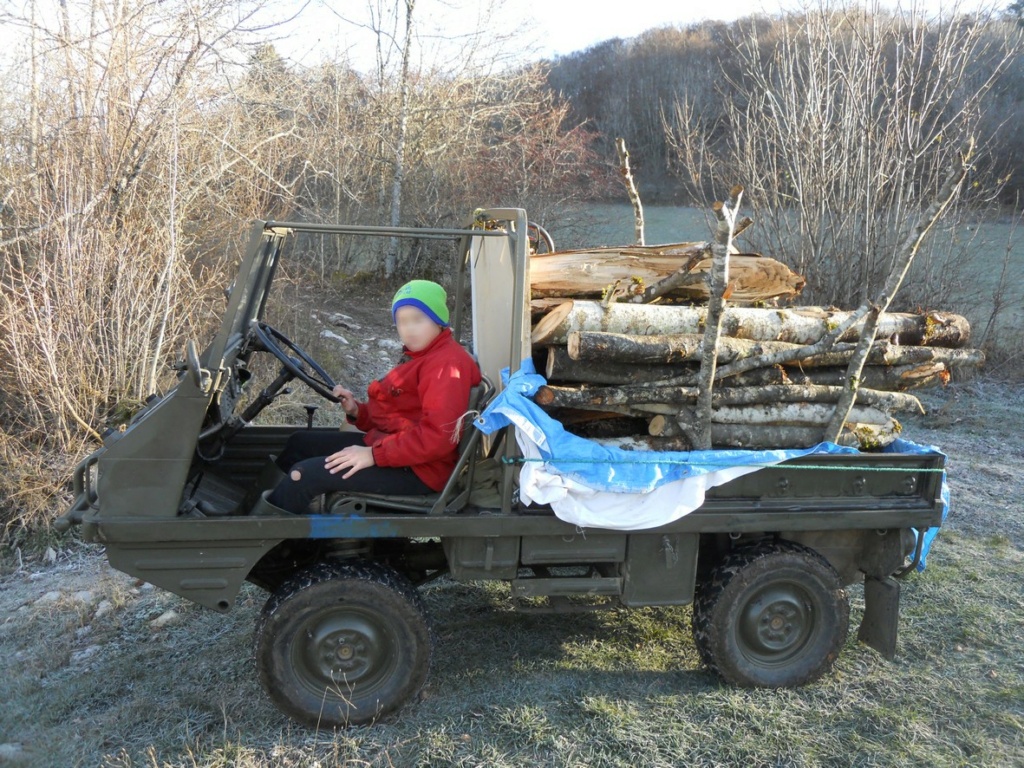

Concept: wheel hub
[[739, 585, 813, 662], [300, 615, 391, 687]]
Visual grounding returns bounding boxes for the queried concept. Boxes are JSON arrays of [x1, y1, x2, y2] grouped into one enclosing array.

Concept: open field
[[2, 381, 1022, 768]]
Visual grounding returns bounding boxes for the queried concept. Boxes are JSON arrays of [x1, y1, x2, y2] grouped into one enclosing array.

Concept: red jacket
[[351, 328, 481, 491]]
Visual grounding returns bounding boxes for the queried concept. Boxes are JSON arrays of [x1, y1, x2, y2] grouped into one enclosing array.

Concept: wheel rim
[[292, 606, 398, 700], [736, 578, 820, 667]]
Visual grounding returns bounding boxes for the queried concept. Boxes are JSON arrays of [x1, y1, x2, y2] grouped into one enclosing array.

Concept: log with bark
[[528, 247, 805, 303], [633, 420, 899, 450], [535, 383, 923, 414], [531, 300, 971, 348], [544, 347, 952, 391], [565, 331, 983, 369]]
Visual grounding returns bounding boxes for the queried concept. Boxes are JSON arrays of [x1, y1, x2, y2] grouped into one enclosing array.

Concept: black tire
[[691, 541, 849, 688], [255, 560, 431, 728]]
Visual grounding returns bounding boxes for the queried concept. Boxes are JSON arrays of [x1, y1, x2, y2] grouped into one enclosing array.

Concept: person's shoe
[[240, 456, 288, 511], [248, 490, 295, 517]]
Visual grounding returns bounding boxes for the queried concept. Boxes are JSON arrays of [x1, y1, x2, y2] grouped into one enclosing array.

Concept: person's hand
[[332, 385, 359, 417], [324, 445, 375, 478]]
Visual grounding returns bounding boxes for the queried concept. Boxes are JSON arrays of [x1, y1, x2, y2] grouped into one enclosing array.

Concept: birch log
[[545, 346, 952, 390], [565, 331, 983, 369], [532, 301, 971, 348]]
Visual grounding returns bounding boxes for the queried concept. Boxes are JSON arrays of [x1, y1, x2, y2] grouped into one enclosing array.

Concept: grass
[[2, 526, 1022, 768]]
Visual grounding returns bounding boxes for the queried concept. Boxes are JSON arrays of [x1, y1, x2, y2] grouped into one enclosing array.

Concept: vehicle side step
[[511, 576, 622, 599]]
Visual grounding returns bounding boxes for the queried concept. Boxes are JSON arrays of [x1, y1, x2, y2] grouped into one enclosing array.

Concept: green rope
[[501, 456, 944, 473]]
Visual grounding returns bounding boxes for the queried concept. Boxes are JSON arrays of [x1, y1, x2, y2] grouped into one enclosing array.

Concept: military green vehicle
[[57, 209, 947, 728]]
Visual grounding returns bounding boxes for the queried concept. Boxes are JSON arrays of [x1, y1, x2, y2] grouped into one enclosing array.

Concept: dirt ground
[[2, 279, 1022, 767]]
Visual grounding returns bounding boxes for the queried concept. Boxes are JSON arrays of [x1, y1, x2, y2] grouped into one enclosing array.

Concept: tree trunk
[[384, 0, 416, 277], [532, 300, 971, 348], [529, 249, 803, 303]]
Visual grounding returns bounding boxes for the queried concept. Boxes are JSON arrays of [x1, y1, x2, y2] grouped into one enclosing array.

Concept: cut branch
[[695, 186, 742, 448], [824, 142, 974, 440], [616, 137, 645, 246]]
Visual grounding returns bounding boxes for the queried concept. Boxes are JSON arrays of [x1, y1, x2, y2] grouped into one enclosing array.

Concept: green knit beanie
[[391, 280, 449, 327]]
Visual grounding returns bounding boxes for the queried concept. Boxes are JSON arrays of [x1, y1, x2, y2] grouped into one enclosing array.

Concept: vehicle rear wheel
[[255, 560, 430, 727], [691, 541, 849, 688]]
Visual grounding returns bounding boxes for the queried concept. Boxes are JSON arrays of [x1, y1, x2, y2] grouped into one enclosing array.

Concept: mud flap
[[858, 575, 900, 660]]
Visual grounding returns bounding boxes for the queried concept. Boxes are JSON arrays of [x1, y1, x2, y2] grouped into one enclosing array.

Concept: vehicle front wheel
[[255, 560, 431, 727], [691, 541, 849, 688]]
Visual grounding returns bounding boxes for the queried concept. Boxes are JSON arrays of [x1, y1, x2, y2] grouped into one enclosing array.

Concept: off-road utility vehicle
[[57, 209, 946, 727]]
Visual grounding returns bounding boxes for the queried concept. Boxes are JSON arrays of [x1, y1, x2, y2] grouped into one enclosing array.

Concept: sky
[[270, 0, 1002, 70]]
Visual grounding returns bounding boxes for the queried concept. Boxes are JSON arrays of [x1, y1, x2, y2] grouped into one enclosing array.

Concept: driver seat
[[324, 375, 496, 516]]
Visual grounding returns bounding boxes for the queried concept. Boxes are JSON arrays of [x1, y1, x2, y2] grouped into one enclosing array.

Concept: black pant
[[268, 430, 433, 514]]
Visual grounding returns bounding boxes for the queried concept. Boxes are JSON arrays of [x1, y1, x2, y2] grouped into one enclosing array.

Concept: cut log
[[545, 346, 692, 384], [530, 298, 569, 323], [532, 301, 971, 348], [647, 417, 897, 454], [706, 403, 891, 427], [546, 347, 950, 393], [786, 363, 950, 391], [545, 347, 793, 387], [569, 331, 790, 364], [535, 383, 922, 413], [642, 421, 897, 449], [528, 248, 805, 303], [565, 331, 983, 370]]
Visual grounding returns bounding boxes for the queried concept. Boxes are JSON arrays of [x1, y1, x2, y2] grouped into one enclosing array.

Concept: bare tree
[[665, 2, 1021, 308]]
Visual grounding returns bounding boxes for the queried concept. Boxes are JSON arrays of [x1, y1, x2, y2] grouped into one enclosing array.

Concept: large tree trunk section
[[565, 331, 983, 369], [535, 383, 922, 413], [531, 300, 971, 348], [528, 249, 805, 303]]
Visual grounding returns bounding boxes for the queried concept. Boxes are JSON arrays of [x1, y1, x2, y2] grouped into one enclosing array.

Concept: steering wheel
[[251, 321, 339, 401]]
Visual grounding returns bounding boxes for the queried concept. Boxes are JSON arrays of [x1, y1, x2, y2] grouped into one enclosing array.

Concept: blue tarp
[[475, 360, 948, 569], [475, 359, 860, 492]]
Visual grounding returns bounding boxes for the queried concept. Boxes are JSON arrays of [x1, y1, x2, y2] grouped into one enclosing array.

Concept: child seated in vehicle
[[266, 280, 482, 514]]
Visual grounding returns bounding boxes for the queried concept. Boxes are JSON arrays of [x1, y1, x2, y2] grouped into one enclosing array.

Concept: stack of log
[[527, 247, 983, 451]]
